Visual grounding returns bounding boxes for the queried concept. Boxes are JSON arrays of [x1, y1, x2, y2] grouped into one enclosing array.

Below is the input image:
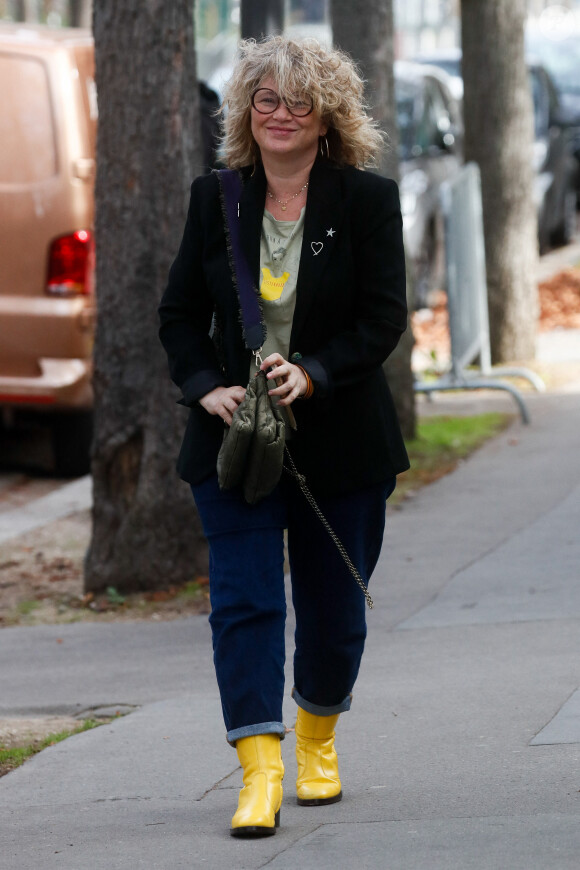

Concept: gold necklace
[[267, 181, 309, 211]]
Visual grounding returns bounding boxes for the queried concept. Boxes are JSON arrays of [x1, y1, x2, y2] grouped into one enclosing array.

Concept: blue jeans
[[191, 473, 395, 745]]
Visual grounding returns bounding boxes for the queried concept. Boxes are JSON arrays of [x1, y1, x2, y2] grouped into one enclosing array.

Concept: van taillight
[[46, 230, 93, 296]]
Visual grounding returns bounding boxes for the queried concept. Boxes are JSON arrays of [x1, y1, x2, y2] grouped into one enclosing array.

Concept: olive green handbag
[[217, 369, 286, 505]]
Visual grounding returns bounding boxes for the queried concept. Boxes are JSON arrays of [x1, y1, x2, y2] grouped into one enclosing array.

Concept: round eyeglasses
[[251, 88, 314, 118]]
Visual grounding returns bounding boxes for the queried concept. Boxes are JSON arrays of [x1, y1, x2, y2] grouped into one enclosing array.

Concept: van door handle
[[72, 158, 95, 181]]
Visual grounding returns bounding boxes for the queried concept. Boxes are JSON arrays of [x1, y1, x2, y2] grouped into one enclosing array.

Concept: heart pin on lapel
[[311, 241, 323, 256]]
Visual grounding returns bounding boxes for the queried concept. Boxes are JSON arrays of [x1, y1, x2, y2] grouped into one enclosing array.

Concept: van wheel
[[50, 411, 93, 477]]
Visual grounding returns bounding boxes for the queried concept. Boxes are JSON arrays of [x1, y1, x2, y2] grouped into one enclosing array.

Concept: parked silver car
[[412, 48, 579, 256], [526, 24, 580, 193], [529, 59, 578, 251], [395, 61, 463, 308]]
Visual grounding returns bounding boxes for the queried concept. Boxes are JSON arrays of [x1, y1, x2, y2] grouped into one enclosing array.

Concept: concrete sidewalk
[[0, 475, 91, 545], [1, 381, 579, 868]]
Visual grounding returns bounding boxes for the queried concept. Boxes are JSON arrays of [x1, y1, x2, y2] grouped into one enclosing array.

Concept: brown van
[[0, 24, 96, 475]]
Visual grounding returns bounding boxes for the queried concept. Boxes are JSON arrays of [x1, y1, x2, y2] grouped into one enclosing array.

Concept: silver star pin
[[326, 227, 335, 237]]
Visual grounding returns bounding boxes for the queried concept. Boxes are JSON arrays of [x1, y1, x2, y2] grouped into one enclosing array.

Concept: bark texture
[[331, 0, 397, 180], [461, 0, 539, 362], [69, 0, 92, 28], [241, 0, 284, 40], [331, 0, 416, 438], [85, 1, 206, 593]]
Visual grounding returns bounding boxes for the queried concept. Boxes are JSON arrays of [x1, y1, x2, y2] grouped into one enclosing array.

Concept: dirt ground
[[0, 716, 84, 750], [412, 266, 580, 373], [0, 713, 124, 778], [0, 715, 86, 777], [0, 509, 210, 629]]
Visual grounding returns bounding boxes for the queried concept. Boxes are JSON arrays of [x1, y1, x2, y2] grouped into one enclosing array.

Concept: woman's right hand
[[198, 385, 246, 426]]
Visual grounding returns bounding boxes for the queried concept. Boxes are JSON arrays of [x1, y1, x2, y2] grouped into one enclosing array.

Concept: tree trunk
[[331, 0, 397, 180], [10, 1, 25, 20], [23, 0, 38, 21], [85, 0, 207, 594], [241, 0, 284, 40], [69, 0, 92, 27], [331, 0, 416, 439], [461, 0, 539, 362]]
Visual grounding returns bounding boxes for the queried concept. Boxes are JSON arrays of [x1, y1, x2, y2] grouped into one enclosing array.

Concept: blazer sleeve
[[158, 176, 228, 406], [298, 177, 407, 399]]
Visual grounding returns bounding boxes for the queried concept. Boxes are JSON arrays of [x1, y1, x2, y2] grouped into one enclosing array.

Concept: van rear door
[[0, 50, 60, 304]]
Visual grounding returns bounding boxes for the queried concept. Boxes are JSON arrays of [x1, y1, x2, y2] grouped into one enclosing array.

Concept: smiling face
[[250, 76, 328, 165]]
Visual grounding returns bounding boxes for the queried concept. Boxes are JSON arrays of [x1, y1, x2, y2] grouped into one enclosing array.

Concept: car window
[[0, 53, 57, 185], [530, 67, 549, 137], [415, 80, 442, 151], [544, 71, 561, 118], [396, 78, 419, 161], [527, 34, 580, 95], [423, 58, 462, 79], [430, 79, 453, 124]]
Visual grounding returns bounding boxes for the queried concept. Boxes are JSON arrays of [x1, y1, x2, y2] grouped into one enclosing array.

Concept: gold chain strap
[[283, 448, 374, 610]]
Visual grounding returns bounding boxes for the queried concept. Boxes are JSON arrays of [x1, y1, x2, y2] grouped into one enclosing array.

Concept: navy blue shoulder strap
[[215, 169, 264, 352]]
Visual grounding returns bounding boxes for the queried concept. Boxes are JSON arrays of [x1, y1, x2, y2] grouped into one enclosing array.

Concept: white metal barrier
[[414, 162, 544, 424]]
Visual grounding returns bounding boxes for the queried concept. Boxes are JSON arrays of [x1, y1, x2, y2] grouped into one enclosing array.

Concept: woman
[[159, 36, 409, 838]]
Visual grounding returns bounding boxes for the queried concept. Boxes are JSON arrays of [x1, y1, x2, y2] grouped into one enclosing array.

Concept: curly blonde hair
[[222, 36, 384, 169]]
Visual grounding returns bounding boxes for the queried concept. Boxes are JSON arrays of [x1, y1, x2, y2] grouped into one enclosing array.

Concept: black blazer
[[159, 157, 410, 496]]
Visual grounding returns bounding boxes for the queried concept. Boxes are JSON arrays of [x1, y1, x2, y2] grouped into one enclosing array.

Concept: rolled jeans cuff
[[226, 721, 286, 747], [291, 687, 352, 716]]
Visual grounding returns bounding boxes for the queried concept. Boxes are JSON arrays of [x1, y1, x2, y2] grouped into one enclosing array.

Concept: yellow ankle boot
[[295, 708, 342, 806], [230, 734, 284, 837]]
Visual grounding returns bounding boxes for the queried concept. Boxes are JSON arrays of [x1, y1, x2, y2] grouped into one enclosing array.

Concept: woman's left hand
[[261, 353, 308, 406]]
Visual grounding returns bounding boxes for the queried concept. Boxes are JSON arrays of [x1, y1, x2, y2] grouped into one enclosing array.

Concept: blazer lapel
[[292, 160, 345, 341], [238, 165, 267, 286]]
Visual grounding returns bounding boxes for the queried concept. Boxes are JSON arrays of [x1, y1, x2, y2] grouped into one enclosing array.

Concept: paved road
[[1, 383, 579, 868]]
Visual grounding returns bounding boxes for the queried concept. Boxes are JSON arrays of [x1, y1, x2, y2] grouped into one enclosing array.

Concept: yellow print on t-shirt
[[260, 267, 290, 301]]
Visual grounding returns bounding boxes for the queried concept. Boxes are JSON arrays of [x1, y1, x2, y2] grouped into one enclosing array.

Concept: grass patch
[[106, 586, 126, 606], [393, 412, 512, 505], [16, 600, 40, 616], [0, 719, 103, 778], [177, 580, 206, 600]]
